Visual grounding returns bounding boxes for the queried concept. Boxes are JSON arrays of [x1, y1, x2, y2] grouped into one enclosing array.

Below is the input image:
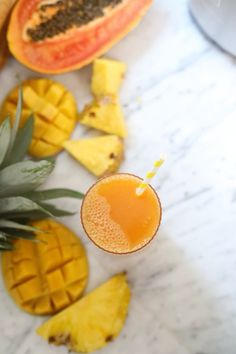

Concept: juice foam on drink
[[81, 173, 161, 254]]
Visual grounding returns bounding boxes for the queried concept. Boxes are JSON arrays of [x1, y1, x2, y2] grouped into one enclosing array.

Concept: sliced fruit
[[63, 135, 124, 177], [80, 96, 127, 138], [0, 79, 77, 157], [37, 273, 131, 353], [7, 0, 152, 74], [2, 219, 88, 315], [91, 58, 126, 96]]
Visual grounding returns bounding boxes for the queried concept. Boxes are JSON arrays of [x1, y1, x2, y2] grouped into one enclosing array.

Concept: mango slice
[[2, 219, 88, 315], [37, 273, 131, 353], [0, 79, 77, 157], [80, 96, 127, 138], [63, 135, 124, 177], [91, 58, 126, 96]]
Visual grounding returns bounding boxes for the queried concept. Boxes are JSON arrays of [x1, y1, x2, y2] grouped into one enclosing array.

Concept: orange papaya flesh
[[8, 0, 152, 74]]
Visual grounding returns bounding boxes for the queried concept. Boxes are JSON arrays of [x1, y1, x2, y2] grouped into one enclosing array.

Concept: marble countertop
[[0, 0, 236, 353]]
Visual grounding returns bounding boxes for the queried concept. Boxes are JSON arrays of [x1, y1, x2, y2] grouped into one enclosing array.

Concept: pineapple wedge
[[0, 79, 77, 157], [91, 58, 126, 96], [79, 96, 127, 138], [37, 273, 131, 353], [63, 135, 124, 177]]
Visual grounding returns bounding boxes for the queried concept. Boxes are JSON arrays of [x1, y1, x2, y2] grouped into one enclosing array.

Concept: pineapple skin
[[63, 135, 124, 177], [91, 58, 127, 97], [0, 79, 77, 157], [37, 273, 131, 353], [2, 219, 88, 315]]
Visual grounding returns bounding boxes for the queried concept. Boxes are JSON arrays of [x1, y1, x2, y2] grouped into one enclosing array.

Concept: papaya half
[[7, 0, 152, 74]]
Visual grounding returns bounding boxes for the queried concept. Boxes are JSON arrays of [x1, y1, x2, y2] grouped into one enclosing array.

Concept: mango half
[[0, 79, 77, 158], [2, 219, 88, 315]]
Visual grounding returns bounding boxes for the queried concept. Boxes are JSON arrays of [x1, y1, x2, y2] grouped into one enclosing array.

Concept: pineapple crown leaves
[[0, 87, 84, 251]]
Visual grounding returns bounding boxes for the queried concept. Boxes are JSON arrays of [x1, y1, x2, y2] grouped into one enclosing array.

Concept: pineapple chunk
[[37, 273, 131, 353], [0, 79, 77, 157], [92, 58, 126, 96], [2, 220, 88, 315], [80, 96, 127, 138], [63, 135, 124, 177]]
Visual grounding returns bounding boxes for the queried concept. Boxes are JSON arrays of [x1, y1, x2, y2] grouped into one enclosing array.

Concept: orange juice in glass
[[81, 173, 162, 254]]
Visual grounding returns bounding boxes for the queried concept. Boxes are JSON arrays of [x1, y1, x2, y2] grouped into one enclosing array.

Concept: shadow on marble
[[87, 229, 235, 354], [131, 231, 235, 354]]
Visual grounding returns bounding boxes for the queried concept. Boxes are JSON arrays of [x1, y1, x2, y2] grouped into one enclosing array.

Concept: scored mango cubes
[[0, 79, 77, 157], [2, 219, 88, 315], [91, 58, 126, 96], [63, 135, 124, 177]]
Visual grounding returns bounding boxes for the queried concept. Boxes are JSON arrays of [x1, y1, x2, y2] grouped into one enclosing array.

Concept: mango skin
[[7, 0, 153, 74]]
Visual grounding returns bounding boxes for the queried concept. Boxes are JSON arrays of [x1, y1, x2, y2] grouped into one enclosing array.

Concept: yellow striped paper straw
[[136, 156, 165, 196]]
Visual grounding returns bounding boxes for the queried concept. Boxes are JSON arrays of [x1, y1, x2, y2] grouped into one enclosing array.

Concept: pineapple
[[0, 87, 83, 252], [63, 135, 124, 177], [2, 219, 88, 315], [91, 58, 127, 96], [37, 273, 131, 353], [0, 79, 77, 157], [80, 58, 127, 137], [79, 96, 127, 138]]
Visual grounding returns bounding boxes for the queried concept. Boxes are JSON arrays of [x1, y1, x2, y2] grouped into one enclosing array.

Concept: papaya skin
[[0, 0, 17, 30], [7, 0, 152, 74], [0, 0, 17, 70], [0, 23, 9, 70]]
